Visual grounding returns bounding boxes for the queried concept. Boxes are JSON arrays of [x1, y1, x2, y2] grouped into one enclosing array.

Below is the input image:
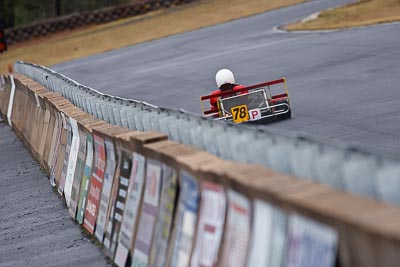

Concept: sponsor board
[[95, 139, 117, 242], [103, 149, 132, 258], [76, 134, 94, 225], [168, 171, 200, 267], [285, 214, 338, 267], [6, 75, 15, 127], [114, 153, 146, 267], [54, 112, 68, 187], [83, 134, 106, 234], [269, 206, 287, 267], [68, 129, 87, 219], [132, 160, 162, 267], [191, 181, 226, 267], [64, 117, 80, 207], [58, 117, 72, 195], [247, 199, 288, 267], [220, 189, 251, 267], [148, 165, 178, 267], [49, 112, 63, 186]]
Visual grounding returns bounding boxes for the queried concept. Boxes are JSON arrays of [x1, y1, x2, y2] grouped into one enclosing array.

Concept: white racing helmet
[[215, 69, 235, 88]]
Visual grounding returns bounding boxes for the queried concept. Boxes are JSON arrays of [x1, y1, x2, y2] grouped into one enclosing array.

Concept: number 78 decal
[[231, 105, 250, 123]]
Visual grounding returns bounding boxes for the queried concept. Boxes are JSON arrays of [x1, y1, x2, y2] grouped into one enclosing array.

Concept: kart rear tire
[[281, 107, 291, 120], [275, 100, 291, 120]]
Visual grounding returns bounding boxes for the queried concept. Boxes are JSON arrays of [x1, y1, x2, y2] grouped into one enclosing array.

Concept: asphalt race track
[[53, 0, 400, 157], [0, 122, 109, 266]]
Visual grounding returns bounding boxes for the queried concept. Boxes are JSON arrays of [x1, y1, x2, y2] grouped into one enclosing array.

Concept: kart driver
[[210, 68, 248, 113]]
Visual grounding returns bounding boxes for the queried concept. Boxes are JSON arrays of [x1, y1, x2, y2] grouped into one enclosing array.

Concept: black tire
[[274, 99, 291, 120], [281, 107, 291, 120]]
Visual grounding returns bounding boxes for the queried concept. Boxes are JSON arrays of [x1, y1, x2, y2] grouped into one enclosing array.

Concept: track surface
[[53, 0, 400, 156], [0, 122, 109, 266]]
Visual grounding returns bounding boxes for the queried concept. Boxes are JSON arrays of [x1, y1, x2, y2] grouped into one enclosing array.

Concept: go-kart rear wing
[[200, 77, 290, 115]]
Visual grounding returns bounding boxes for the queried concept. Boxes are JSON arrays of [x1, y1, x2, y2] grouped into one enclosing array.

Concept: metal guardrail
[[14, 61, 400, 206]]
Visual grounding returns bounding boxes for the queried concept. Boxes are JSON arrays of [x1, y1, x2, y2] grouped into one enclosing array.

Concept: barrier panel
[[75, 120, 109, 224], [0, 75, 11, 119], [91, 126, 133, 249], [51, 103, 76, 187], [10, 76, 29, 139], [3, 73, 400, 267], [142, 142, 213, 267], [68, 116, 97, 219], [43, 95, 71, 171]]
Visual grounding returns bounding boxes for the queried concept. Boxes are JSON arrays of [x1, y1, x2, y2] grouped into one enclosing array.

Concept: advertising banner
[[168, 171, 200, 267], [220, 189, 251, 267], [42, 102, 57, 169], [83, 134, 106, 234], [285, 214, 338, 267], [68, 129, 87, 219], [76, 134, 94, 225], [114, 152, 146, 267], [95, 138, 117, 242], [190, 181, 226, 267], [54, 112, 68, 187], [247, 199, 287, 267], [64, 117, 80, 207], [49, 112, 63, 186], [58, 117, 72, 196], [148, 164, 178, 267], [102, 137, 123, 251], [269, 208, 288, 267], [38, 106, 51, 161], [45, 110, 57, 169], [131, 160, 162, 267], [6, 75, 15, 127]]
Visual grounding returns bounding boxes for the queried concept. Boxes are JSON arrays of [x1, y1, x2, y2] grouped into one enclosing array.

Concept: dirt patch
[[285, 0, 400, 31], [0, 0, 306, 74]]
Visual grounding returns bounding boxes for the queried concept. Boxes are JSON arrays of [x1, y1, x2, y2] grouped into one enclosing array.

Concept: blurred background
[[0, 0, 134, 28]]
